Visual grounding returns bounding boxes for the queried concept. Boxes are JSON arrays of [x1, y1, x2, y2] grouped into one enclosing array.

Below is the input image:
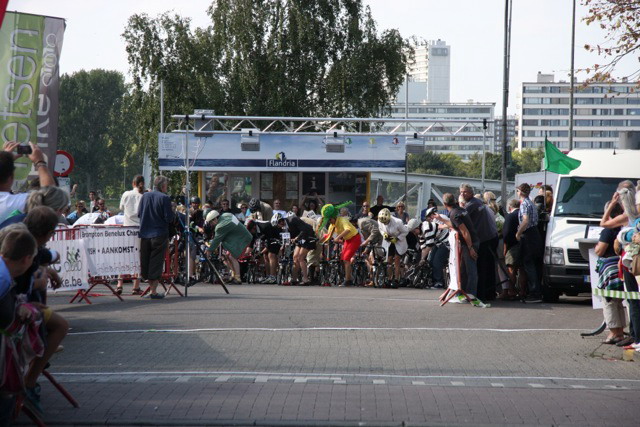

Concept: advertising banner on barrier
[[79, 227, 141, 277], [158, 132, 406, 172], [0, 12, 65, 184], [47, 238, 88, 293]]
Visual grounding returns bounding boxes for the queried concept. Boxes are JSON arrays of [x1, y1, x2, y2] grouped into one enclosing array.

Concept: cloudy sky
[[11, 0, 638, 114]]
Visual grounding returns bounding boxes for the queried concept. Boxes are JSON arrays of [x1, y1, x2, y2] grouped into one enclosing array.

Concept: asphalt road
[[21, 283, 640, 426]]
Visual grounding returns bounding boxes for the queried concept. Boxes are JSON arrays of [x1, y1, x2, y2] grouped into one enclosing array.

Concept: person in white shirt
[[119, 176, 145, 226], [272, 199, 287, 218], [116, 175, 145, 294], [377, 208, 408, 288], [0, 142, 56, 223]]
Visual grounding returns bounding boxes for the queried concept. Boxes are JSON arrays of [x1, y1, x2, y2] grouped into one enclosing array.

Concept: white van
[[543, 149, 640, 302]]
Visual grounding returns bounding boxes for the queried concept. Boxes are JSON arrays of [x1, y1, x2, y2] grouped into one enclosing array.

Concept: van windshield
[[554, 177, 637, 218]]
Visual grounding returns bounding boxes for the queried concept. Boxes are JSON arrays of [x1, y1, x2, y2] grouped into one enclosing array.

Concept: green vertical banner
[[0, 11, 65, 183]]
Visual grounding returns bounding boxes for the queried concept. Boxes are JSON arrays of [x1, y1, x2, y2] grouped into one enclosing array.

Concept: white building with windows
[[518, 73, 640, 150], [495, 115, 519, 153], [404, 39, 451, 103], [389, 102, 495, 160]]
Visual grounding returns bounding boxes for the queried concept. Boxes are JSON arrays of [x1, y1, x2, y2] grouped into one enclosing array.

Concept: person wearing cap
[[205, 210, 252, 284], [318, 201, 360, 287], [377, 207, 408, 288], [421, 207, 450, 288], [515, 183, 543, 303]]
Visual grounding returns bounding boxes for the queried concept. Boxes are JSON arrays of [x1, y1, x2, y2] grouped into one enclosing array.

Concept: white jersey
[[378, 216, 409, 255]]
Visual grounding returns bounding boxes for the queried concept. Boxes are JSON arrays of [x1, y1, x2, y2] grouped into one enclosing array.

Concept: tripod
[[177, 214, 230, 295]]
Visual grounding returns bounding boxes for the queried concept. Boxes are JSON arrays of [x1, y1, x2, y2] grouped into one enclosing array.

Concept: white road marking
[[491, 383, 505, 387], [570, 385, 586, 389], [451, 381, 465, 386], [372, 380, 386, 384], [49, 370, 640, 384], [412, 381, 426, 385], [68, 326, 586, 336]]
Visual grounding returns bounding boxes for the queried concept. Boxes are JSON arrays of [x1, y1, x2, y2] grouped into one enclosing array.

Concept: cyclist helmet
[[271, 212, 285, 226], [205, 210, 220, 223], [190, 196, 201, 205], [378, 208, 392, 224], [248, 198, 260, 212], [425, 207, 438, 218], [407, 218, 421, 231]]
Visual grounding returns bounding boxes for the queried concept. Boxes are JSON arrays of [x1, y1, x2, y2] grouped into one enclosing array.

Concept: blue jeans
[[430, 245, 450, 284]]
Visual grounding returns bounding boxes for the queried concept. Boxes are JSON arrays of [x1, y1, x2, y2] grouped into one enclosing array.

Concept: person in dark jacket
[[501, 199, 521, 300], [138, 176, 174, 299]]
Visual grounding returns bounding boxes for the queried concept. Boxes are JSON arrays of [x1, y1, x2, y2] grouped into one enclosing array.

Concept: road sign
[[54, 150, 74, 177]]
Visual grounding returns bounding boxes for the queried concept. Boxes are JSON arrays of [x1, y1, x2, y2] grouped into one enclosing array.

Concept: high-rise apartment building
[[518, 72, 640, 150], [405, 40, 451, 103]]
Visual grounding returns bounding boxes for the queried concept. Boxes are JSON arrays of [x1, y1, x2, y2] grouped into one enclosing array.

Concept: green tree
[[512, 148, 544, 174], [58, 69, 138, 199], [121, 0, 411, 181], [408, 151, 467, 176], [582, 0, 640, 85]]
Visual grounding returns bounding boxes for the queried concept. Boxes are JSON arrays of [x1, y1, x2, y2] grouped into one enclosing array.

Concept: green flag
[[543, 138, 581, 174]]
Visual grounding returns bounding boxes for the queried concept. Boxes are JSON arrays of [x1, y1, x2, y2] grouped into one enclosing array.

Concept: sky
[[10, 0, 638, 115]]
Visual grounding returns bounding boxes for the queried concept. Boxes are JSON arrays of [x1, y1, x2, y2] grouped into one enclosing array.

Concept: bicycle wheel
[[352, 262, 364, 286], [373, 265, 387, 288]]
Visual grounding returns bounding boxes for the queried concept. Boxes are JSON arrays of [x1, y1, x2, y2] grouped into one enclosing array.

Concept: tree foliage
[[582, 0, 640, 84], [58, 69, 141, 199], [512, 148, 544, 174], [408, 148, 543, 181], [121, 0, 412, 176]]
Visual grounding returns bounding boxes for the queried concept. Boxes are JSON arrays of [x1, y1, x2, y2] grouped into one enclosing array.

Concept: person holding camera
[[0, 142, 56, 223]]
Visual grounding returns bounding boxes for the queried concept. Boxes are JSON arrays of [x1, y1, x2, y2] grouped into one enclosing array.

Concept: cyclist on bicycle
[[253, 214, 283, 284], [377, 208, 408, 288], [357, 216, 383, 286], [318, 201, 360, 287], [204, 210, 252, 284], [280, 212, 317, 285], [247, 198, 273, 222], [421, 207, 450, 288], [400, 218, 422, 286]]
